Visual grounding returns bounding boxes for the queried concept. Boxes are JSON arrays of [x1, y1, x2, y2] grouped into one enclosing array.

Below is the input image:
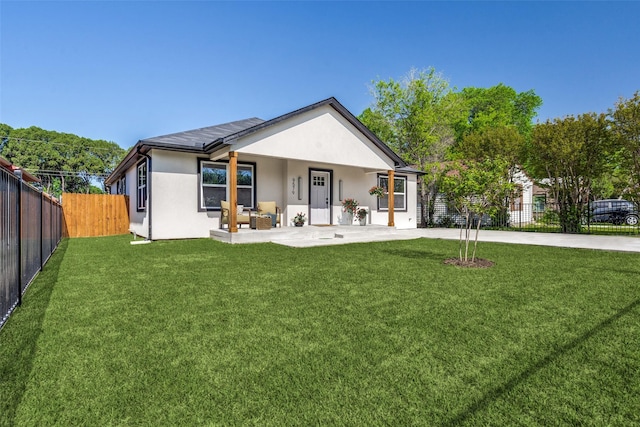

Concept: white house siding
[[509, 170, 534, 225]]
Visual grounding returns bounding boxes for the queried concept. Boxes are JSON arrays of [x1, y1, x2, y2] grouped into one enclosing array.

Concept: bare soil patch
[[444, 258, 495, 268]]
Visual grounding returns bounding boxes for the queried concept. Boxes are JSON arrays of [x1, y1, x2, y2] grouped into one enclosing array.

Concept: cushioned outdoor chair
[[257, 201, 282, 228], [220, 200, 252, 229]]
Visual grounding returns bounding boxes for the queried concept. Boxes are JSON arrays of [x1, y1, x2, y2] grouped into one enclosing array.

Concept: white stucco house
[[105, 97, 421, 240]]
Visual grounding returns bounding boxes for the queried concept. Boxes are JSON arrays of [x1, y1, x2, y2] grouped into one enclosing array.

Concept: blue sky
[[1, 1, 638, 149]]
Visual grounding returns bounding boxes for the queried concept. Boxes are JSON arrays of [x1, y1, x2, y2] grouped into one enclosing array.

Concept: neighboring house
[[430, 166, 536, 226], [0, 156, 41, 184], [508, 168, 535, 225], [105, 97, 420, 240]]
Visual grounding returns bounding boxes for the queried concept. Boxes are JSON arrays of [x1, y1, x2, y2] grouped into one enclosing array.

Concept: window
[[377, 174, 407, 211], [533, 194, 546, 213], [200, 160, 255, 210], [116, 176, 127, 195], [136, 161, 147, 211]]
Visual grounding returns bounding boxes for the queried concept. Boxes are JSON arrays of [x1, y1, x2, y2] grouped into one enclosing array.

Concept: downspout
[[138, 148, 152, 241]]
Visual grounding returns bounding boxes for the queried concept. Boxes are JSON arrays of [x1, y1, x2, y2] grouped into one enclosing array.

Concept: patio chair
[[257, 201, 282, 227], [220, 200, 252, 229]]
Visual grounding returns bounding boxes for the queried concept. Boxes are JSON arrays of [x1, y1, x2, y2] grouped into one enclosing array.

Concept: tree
[[455, 125, 525, 166], [440, 158, 515, 263], [455, 126, 526, 225], [456, 83, 543, 143], [529, 113, 612, 232], [610, 91, 640, 205], [359, 67, 466, 226], [0, 124, 126, 196]]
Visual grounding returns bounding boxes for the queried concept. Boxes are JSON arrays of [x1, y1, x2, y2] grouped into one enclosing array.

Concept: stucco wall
[[234, 105, 395, 171], [115, 161, 148, 238], [281, 160, 417, 228], [148, 150, 217, 239]]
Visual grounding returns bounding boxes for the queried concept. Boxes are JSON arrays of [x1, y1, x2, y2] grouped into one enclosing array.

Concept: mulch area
[[444, 258, 495, 268]]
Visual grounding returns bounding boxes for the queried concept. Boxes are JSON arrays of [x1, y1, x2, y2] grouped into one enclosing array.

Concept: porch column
[[387, 169, 395, 227], [229, 151, 238, 233]]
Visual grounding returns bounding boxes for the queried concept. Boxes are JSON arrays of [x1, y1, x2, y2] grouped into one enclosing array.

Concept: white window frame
[[377, 174, 407, 212], [116, 176, 127, 195], [199, 160, 255, 210], [137, 161, 147, 211]]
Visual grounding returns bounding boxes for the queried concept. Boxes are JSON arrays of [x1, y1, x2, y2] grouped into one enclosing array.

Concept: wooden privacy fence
[[62, 193, 130, 237]]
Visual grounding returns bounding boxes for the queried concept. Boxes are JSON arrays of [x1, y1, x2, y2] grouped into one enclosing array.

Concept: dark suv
[[584, 199, 639, 226]]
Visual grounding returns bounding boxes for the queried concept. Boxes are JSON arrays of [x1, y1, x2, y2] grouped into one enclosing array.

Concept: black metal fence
[[420, 201, 640, 235], [1, 168, 62, 330]]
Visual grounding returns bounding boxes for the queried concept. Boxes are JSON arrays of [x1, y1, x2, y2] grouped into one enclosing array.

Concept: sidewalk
[[212, 224, 640, 252], [414, 228, 640, 253]]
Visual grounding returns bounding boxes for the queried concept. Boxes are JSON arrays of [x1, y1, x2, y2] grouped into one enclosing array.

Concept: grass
[[1, 235, 639, 426], [508, 223, 640, 235]]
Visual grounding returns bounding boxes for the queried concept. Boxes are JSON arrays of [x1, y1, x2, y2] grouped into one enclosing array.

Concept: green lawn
[[507, 223, 640, 235], [1, 235, 639, 426]]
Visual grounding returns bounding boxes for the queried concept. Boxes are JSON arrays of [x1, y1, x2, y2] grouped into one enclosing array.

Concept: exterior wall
[[129, 151, 291, 239], [122, 162, 148, 238], [151, 150, 218, 239], [509, 170, 534, 224], [282, 160, 417, 228], [145, 150, 418, 238], [234, 105, 395, 171]]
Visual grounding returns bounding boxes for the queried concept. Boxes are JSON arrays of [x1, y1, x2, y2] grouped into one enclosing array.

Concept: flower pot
[[358, 218, 366, 226], [294, 222, 303, 227], [345, 213, 353, 225]]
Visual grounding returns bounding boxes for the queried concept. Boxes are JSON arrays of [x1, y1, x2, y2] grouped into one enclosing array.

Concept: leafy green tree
[[455, 125, 525, 166], [359, 67, 466, 226], [0, 124, 125, 196], [454, 126, 526, 224], [529, 113, 612, 232], [440, 158, 515, 263], [610, 91, 640, 205], [456, 83, 543, 142]]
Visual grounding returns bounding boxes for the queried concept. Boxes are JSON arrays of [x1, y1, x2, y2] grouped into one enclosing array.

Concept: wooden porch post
[[388, 169, 395, 227], [229, 151, 238, 233]]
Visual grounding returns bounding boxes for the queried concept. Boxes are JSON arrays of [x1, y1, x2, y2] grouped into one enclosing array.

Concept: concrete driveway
[[415, 228, 640, 253]]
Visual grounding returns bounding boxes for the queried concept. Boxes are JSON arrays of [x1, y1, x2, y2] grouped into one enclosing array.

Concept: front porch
[[210, 224, 418, 247]]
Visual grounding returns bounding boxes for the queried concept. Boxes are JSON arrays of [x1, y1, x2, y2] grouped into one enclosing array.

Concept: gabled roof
[[106, 97, 409, 185], [201, 98, 406, 167]]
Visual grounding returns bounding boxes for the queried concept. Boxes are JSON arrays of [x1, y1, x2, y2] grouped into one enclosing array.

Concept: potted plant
[[341, 198, 358, 225], [293, 212, 306, 227], [355, 208, 368, 226], [369, 185, 386, 198]]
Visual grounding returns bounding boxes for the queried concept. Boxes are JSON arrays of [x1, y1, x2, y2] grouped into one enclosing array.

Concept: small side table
[[250, 215, 272, 230]]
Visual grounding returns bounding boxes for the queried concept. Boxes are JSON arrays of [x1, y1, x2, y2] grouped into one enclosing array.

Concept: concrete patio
[[210, 224, 420, 247]]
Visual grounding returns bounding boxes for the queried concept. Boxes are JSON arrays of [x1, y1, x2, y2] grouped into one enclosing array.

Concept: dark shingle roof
[[141, 118, 265, 149]]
